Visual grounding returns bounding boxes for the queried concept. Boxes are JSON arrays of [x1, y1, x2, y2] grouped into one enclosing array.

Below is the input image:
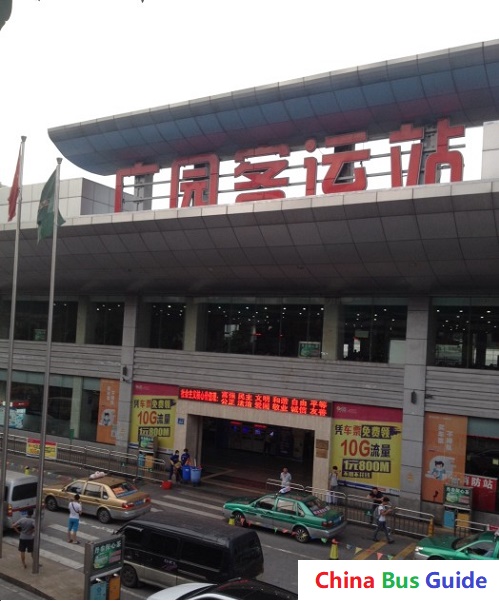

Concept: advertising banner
[[421, 413, 468, 503], [96, 379, 120, 444], [463, 474, 497, 512], [26, 438, 57, 460], [130, 382, 178, 451], [332, 403, 403, 494]]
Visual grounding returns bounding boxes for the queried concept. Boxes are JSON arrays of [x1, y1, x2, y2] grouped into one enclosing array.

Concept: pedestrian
[[367, 486, 383, 524], [279, 467, 292, 493], [169, 449, 180, 481], [180, 448, 191, 466], [373, 496, 394, 543], [12, 508, 35, 569], [328, 465, 339, 504], [67, 493, 82, 544]]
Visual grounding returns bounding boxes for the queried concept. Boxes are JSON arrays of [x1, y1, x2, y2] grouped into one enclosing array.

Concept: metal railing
[[3, 433, 168, 484], [265, 478, 435, 539]]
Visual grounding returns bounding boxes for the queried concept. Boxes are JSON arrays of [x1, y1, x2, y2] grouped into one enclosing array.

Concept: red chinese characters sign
[[463, 474, 498, 512], [114, 118, 465, 211], [178, 387, 331, 418]]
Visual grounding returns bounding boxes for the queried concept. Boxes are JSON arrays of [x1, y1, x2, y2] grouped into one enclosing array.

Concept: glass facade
[[87, 301, 124, 346], [340, 299, 407, 363], [431, 298, 499, 369], [148, 302, 185, 349], [0, 300, 77, 343], [202, 300, 324, 357]]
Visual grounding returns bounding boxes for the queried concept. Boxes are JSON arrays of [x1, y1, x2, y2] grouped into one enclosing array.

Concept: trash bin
[[190, 467, 202, 486], [182, 465, 191, 482]]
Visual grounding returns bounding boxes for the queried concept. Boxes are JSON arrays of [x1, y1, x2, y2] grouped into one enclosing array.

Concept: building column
[[399, 297, 430, 509], [115, 297, 138, 454], [183, 300, 201, 351], [481, 121, 499, 179], [321, 299, 339, 360]]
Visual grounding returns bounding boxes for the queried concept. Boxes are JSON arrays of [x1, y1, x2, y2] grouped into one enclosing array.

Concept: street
[[2, 469, 419, 599]]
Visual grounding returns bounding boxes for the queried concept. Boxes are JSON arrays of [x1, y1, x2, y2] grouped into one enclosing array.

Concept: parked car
[[414, 530, 499, 560], [147, 578, 298, 600], [222, 490, 346, 543], [43, 473, 151, 524]]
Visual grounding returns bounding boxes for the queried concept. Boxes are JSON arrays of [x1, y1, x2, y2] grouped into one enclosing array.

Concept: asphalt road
[[2, 469, 419, 600]]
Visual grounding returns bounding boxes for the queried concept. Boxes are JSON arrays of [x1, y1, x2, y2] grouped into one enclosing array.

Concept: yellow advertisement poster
[[130, 382, 178, 451], [96, 379, 120, 444], [26, 438, 57, 460], [421, 412, 468, 503], [332, 403, 402, 494]]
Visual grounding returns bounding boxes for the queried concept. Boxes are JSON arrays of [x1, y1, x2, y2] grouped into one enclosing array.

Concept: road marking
[[353, 540, 386, 560], [47, 524, 99, 540], [3, 536, 83, 569], [153, 498, 224, 520], [153, 496, 221, 512], [393, 542, 416, 560]]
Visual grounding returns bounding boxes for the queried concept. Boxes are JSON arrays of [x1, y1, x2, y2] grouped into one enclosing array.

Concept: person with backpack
[[372, 496, 394, 543]]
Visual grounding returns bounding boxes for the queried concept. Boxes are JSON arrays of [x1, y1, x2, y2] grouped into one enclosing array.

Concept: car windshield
[[453, 532, 481, 549], [109, 481, 138, 498], [304, 496, 329, 516]]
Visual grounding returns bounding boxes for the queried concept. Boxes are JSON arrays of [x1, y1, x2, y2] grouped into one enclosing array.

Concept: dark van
[[116, 513, 264, 589]]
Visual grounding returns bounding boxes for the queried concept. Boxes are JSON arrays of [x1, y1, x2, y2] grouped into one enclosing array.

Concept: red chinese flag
[[7, 148, 21, 221]]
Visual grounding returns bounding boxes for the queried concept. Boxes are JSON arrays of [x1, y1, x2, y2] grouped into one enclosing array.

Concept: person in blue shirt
[[169, 450, 180, 481], [181, 448, 191, 466]]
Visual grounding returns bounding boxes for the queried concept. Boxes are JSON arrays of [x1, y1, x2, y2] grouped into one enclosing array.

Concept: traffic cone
[[24, 466, 30, 475], [329, 538, 339, 560], [228, 517, 235, 526]]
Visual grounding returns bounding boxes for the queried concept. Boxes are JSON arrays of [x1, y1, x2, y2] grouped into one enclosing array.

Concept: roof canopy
[[49, 40, 499, 177]]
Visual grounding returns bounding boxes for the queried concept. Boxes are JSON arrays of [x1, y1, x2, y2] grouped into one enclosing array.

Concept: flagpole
[[0, 136, 26, 558], [32, 157, 62, 574]]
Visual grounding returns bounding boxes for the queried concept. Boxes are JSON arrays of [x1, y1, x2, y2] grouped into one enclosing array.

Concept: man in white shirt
[[67, 493, 82, 544]]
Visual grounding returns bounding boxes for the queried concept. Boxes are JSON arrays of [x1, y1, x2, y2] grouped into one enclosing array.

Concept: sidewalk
[[0, 541, 83, 600]]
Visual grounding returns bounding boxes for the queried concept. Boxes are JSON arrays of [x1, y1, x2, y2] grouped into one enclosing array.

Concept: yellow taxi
[[43, 473, 151, 524]]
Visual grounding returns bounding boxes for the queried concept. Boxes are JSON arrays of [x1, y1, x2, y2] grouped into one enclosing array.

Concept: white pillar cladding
[[481, 121, 499, 179], [115, 297, 138, 454], [321, 299, 339, 361], [399, 297, 430, 509]]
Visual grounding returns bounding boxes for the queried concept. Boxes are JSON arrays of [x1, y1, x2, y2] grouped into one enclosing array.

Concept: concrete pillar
[[399, 297, 429, 510], [115, 297, 138, 454], [321, 299, 339, 360], [183, 300, 199, 352]]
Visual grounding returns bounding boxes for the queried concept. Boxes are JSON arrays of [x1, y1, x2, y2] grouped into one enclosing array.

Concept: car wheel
[[45, 496, 58, 512], [293, 526, 310, 543], [233, 511, 247, 527], [121, 564, 139, 588], [97, 508, 111, 524]]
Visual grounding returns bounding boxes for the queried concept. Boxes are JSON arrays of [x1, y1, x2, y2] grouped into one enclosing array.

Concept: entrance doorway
[[200, 417, 314, 485]]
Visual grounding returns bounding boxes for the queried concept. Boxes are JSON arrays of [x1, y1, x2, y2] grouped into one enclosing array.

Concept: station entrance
[[200, 417, 315, 486]]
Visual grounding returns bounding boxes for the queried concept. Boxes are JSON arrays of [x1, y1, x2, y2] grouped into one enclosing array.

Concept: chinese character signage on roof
[[115, 118, 466, 212]]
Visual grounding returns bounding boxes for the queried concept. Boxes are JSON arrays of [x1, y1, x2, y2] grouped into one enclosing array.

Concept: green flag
[[37, 169, 65, 242]]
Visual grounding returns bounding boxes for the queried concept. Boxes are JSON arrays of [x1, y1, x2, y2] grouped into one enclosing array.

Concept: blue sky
[[0, 0, 497, 188]]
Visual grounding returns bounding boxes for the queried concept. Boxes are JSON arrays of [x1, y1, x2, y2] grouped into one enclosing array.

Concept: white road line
[[153, 497, 221, 512], [3, 536, 83, 570], [153, 498, 224, 520], [46, 524, 99, 540]]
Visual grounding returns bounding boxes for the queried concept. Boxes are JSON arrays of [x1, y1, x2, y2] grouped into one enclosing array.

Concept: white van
[[3, 470, 39, 530]]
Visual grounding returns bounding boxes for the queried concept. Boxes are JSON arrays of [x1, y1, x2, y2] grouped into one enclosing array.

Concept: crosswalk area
[[4, 487, 229, 571]]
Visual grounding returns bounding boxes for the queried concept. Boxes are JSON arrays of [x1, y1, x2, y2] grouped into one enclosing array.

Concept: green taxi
[[414, 530, 499, 560], [222, 490, 346, 543]]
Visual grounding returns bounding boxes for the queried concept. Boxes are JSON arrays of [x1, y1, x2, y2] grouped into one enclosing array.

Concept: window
[[84, 483, 102, 498], [255, 496, 275, 510], [12, 483, 37, 502], [431, 298, 499, 369], [202, 299, 324, 357], [147, 302, 185, 349], [180, 541, 223, 569], [275, 499, 296, 515], [67, 481, 85, 495], [341, 299, 407, 363], [87, 301, 124, 346], [0, 299, 77, 342]]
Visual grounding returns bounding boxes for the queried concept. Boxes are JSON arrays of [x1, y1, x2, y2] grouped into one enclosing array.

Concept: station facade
[[2, 40, 499, 520]]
